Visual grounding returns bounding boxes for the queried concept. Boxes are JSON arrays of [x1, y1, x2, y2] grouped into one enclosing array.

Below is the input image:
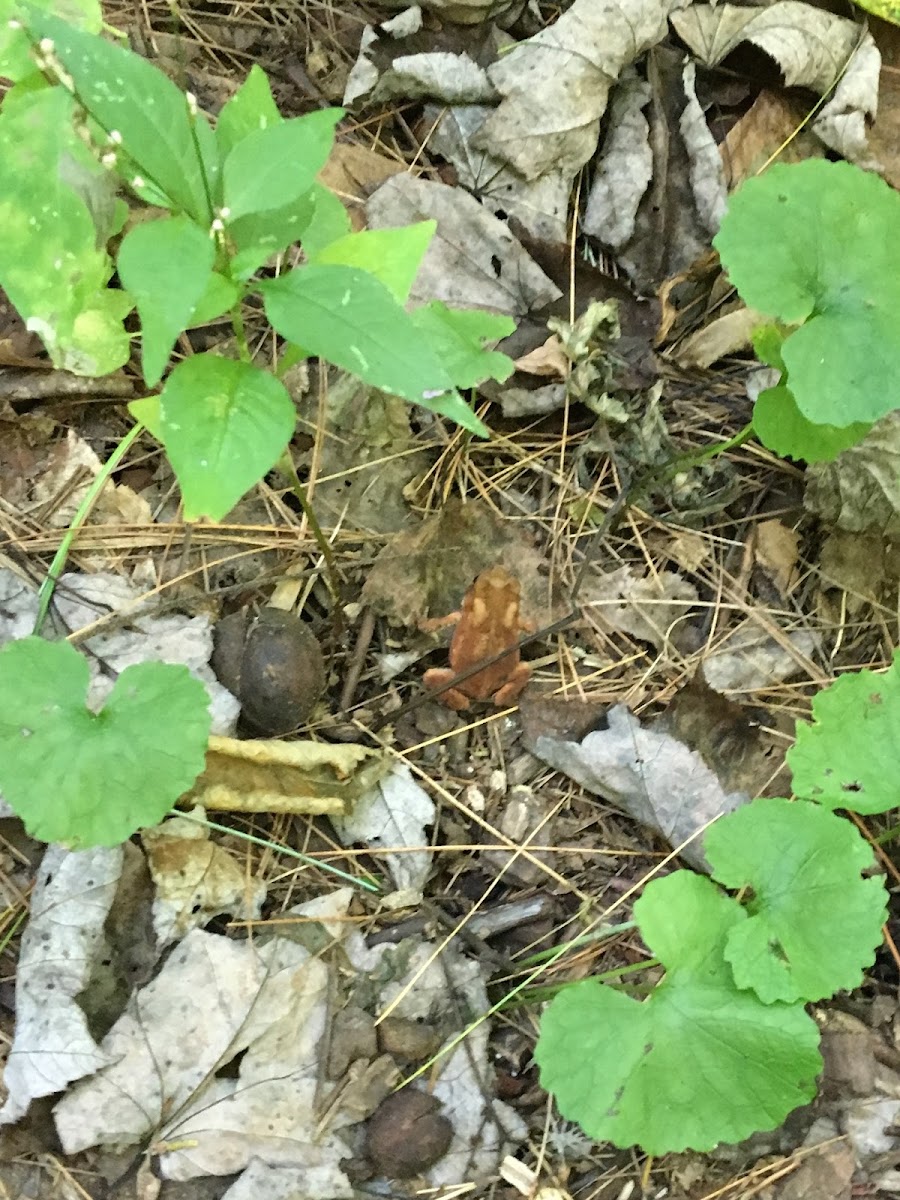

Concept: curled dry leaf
[[805, 411, 900, 535], [185, 736, 390, 816], [529, 703, 747, 870], [672, 2, 880, 166], [583, 565, 699, 652], [474, 0, 691, 181]]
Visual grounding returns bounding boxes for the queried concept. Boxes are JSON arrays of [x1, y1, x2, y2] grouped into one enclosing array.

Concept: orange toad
[[423, 566, 531, 711]]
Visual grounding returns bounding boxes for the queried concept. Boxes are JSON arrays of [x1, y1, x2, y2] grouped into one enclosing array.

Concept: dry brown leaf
[[142, 812, 265, 942], [753, 518, 800, 595], [672, 2, 880, 165], [675, 305, 764, 369], [318, 143, 406, 231], [720, 90, 822, 189], [475, 0, 691, 180], [362, 498, 554, 627], [186, 737, 390, 815], [513, 335, 568, 378]]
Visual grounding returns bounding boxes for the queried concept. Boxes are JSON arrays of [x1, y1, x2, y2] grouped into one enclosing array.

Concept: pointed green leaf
[[158, 354, 295, 520], [117, 214, 214, 386], [216, 64, 281, 159], [300, 182, 351, 256], [22, 7, 217, 221], [187, 270, 240, 327], [0, 637, 210, 848], [0, 85, 130, 375], [222, 109, 341, 221], [311, 222, 435, 303], [410, 302, 514, 388], [228, 191, 316, 279]]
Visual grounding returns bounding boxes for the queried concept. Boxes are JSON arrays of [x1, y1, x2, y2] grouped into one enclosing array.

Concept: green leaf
[[187, 271, 240, 327], [410, 302, 515, 388], [535, 871, 821, 1154], [222, 109, 341, 221], [22, 7, 218, 222], [0, 637, 210, 847], [158, 354, 296, 520], [789, 652, 900, 814], [2, 0, 101, 82], [714, 160, 900, 429], [301, 182, 351, 256], [751, 323, 786, 372], [0, 85, 131, 375], [216, 64, 281, 160], [228, 191, 317, 280], [261, 263, 453, 404], [753, 384, 870, 463], [705, 797, 887, 1003], [117, 214, 214, 387], [311, 222, 435, 303]]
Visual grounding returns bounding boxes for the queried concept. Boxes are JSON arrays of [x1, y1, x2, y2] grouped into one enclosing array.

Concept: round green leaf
[[714, 160, 900, 428], [0, 637, 210, 848], [789, 653, 900, 814], [753, 384, 870, 463], [706, 798, 886, 1003], [158, 354, 296, 521], [535, 872, 821, 1153]]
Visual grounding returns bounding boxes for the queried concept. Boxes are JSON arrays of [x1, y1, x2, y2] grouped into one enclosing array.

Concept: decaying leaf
[[701, 627, 821, 692], [299, 376, 431, 534], [818, 530, 899, 617], [674, 305, 764, 369], [185, 736, 390, 816], [318, 143, 406, 231], [332, 764, 436, 898], [424, 103, 571, 243], [583, 565, 698, 651], [672, 2, 880, 165], [804, 412, 900, 535], [52, 911, 352, 1187], [752, 518, 800, 597], [345, 933, 527, 1184], [720, 90, 822, 189], [529, 703, 747, 870], [366, 175, 561, 316], [0, 846, 121, 1124], [362, 497, 553, 627], [473, 0, 691, 180], [31, 428, 152, 530], [584, 50, 727, 291], [142, 810, 266, 945]]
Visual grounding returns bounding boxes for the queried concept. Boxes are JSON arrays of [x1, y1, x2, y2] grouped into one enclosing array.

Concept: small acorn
[[211, 607, 326, 736], [365, 1089, 453, 1179]]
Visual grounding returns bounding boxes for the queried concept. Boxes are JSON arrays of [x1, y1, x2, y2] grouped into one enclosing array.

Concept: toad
[[422, 566, 531, 711]]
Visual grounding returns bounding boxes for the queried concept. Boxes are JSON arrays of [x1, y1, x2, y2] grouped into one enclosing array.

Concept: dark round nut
[[211, 607, 326, 736], [365, 1089, 453, 1179]]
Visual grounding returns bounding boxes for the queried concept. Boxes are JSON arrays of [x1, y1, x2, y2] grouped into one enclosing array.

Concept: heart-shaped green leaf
[[0, 638, 210, 847]]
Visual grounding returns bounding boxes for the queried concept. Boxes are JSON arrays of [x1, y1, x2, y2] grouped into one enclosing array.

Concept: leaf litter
[[4, 0, 900, 1195]]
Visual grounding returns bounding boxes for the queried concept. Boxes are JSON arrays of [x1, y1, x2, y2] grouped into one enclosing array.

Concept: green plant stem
[[33, 422, 145, 637], [230, 300, 251, 362], [171, 808, 381, 892], [277, 451, 342, 608]]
